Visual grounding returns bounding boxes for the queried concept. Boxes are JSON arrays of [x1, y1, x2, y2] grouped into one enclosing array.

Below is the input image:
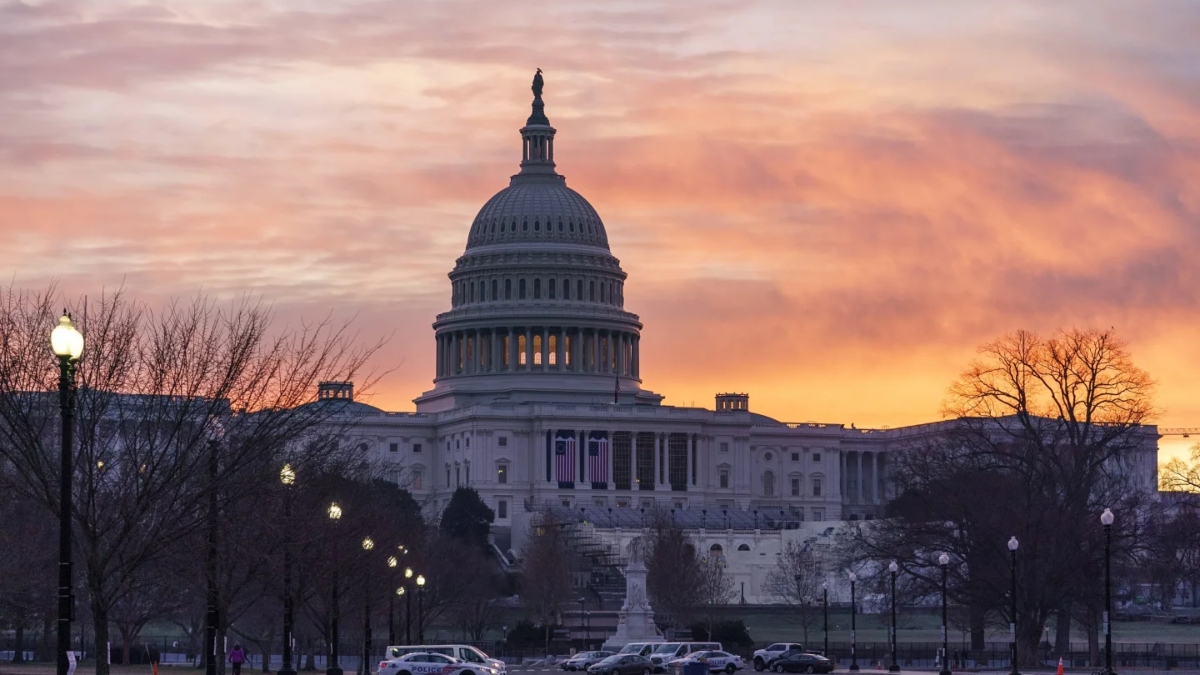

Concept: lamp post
[[395, 588, 405, 646], [279, 464, 297, 675], [205, 432, 221, 675], [387, 556, 398, 645], [888, 562, 900, 672], [51, 312, 83, 675], [822, 583, 828, 657], [404, 568, 414, 644], [1008, 537, 1019, 675], [327, 502, 343, 675], [416, 575, 427, 645], [939, 553, 951, 675], [362, 537, 375, 675], [849, 571, 859, 672], [1101, 508, 1116, 675]]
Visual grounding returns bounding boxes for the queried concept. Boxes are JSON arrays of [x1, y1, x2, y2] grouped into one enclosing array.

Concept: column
[[615, 332, 624, 376], [631, 431, 638, 490], [542, 327, 550, 372], [450, 332, 458, 375], [490, 330, 498, 373], [556, 328, 565, 370], [465, 330, 474, 375], [658, 432, 666, 488], [509, 328, 518, 372], [435, 335, 443, 377], [632, 336, 640, 378], [872, 453, 880, 504], [608, 429, 615, 490], [856, 451, 863, 505], [685, 434, 693, 489], [525, 327, 534, 371], [580, 429, 588, 485], [591, 330, 599, 373]]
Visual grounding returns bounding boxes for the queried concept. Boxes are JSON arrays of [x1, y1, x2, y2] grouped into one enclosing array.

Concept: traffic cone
[[1056, 657, 1064, 675]]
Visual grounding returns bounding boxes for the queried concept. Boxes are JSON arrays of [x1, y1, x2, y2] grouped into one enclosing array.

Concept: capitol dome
[[414, 71, 661, 412], [465, 178, 609, 250]]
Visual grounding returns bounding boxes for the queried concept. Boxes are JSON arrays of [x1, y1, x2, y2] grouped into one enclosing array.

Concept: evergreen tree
[[439, 487, 495, 549]]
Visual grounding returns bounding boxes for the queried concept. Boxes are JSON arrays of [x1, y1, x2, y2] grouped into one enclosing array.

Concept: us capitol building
[[328, 74, 1160, 603]]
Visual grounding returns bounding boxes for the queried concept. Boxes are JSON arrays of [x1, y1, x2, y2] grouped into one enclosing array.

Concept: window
[[737, 544, 751, 552], [549, 279, 556, 299], [446, 441, 451, 451], [763, 471, 775, 497], [519, 279, 526, 299], [389, 442, 398, 453], [564, 279, 570, 299], [497, 500, 508, 519], [589, 280, 595, 301], [492, 279, 498, 300], [412, 470, 423, 490], [446, 467, 451, 486], [813, 477, 823, 497], [719, 469, 730, 488], [499, 437, 508, 447], [466, 437, 470, 448], [413, 443, 422, 453], [720, 442, 729, 453], [791, 452, 800, 461], [791, 478, 801, 496], [812, 453, 821, 462], [534, 278, 541, 299], [498, 464, 508, 484], [505, 279, 512, 299], [813, 508, 824, 521], [455, 466, 461, 486], [577, 280, 583, 299], [764, 452, 773, 461], [456, 439, 461, 449]]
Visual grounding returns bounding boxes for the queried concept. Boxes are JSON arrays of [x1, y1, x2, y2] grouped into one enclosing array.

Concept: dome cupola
[[415, 71, 662, 412]]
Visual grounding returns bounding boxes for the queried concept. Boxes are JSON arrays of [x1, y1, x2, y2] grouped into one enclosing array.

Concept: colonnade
[[840, 450, 886, 505], [548, 429, 699, 492], [436, 326, 640, 378]]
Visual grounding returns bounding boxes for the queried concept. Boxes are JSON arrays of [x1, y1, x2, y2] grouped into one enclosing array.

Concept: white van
[[385, 645, 505, 674], [647, 644, 721, 672]]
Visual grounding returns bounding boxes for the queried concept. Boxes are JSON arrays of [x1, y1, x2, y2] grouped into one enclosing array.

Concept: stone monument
[[603, 538, 663, 650]]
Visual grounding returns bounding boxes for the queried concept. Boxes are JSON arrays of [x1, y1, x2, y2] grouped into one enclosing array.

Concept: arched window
[[600, 283, 606, 303], [534, 278, 541, 299], [549, 279, 556, 299], [763, 470, 775, 497], [469, 282, 475, 303], [737, 544, 751, 552], [519, 279, 526, 299], [563, 279, 570, 300], [505, 279, 512, 300], [709, 544, 724, 558], [589, 280, 596, 301], [577, 280, 584, 300], [492, 279, 498, 300]]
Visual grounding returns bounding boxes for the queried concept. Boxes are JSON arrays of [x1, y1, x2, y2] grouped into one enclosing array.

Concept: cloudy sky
[[2, 0, 1198, 459]]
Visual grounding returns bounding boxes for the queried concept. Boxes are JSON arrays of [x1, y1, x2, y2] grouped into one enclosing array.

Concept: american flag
[[554, 431, 576, 484], [588, 433, 610, 484]]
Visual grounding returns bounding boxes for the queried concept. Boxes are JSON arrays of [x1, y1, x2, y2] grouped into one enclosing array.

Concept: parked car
[[385, 645, 506, 674], [648, 643, 721, 672], [752, 645, 804, 672], [378, 652, 500, 675], [667, 650, 744, 674], [768, 653, 832, 675], [588, 654, 653, 675], [564, 652, 616, 671], [618, 643, 666, 658]]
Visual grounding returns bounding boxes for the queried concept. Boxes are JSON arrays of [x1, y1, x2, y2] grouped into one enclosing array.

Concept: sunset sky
[[2, 1, 1199, 461]]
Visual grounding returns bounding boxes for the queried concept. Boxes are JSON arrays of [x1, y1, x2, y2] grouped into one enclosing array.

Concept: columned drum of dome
[[415, 73, 663, 412]]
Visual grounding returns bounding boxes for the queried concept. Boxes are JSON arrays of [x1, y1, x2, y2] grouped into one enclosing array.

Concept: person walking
[[229, 643, 246, 675], [147, 644, 161, 675]]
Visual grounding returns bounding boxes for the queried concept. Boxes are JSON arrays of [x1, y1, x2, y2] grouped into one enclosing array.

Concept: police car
[[377, 651, 500, 675], [666, 651, 744, 674]]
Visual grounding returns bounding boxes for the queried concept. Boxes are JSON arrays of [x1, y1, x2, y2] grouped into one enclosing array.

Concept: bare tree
[[842, 328, 1155, 662], [0, 285, 383, 675], [518, 514, 574, 654], [1161, 442, 1200, 494], [694, 556, 735, 639], [763, 541, 828, 643], [645, 511, 703, 635]]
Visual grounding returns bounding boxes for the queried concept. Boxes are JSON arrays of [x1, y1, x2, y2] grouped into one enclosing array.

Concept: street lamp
[[387, 556, 398, 645], [938, 553, 951, 675], [279, 465, 297, 675], [327, 503, 343, 675], [404, 568, 414, 644], [1101, 508, 1116, 675], [888, 562, 900, 672], [51, 312, 83, 675], [1008, 537, 1019, 675], [848, 571, 859, 672], [822, 582, 829, 657], [416, 575, 427, 645], [362, 537, 375, 675]]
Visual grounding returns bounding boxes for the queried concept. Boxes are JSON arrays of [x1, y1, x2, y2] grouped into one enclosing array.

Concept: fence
[[817, 642, 1200, 670]]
